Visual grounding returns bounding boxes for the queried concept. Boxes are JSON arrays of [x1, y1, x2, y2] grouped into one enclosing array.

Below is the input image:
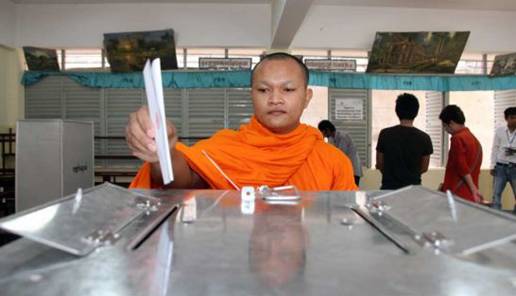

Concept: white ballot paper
[[143, 58, 174, 184]]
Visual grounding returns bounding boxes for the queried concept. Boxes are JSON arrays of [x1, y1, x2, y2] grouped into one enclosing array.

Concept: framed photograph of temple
[[103, 29, 178, 73], [366, 31, 470, 74], [490, 52, 516, 77], [23, 47, 60, 71]]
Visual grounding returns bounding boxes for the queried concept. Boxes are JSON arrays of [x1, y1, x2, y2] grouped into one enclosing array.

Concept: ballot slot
[[128, 204, 179, 251], [351, 206, 413, 254]]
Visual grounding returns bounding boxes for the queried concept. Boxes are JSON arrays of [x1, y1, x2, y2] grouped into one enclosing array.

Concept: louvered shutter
[[494, 90, 516, 128], [328, 89, 370, 167], [62, 78, 102, 158], [164, 88, 185, 144], [185, 89, 225, 145], [104, 88, 144, 167], [425, 91, 446, 167], [25, 76, 63, 119], [227, 88, 253, 130]]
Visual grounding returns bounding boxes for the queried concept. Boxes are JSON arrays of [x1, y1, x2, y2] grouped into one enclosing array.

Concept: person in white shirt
[[318, 120, 362, 186], [490, 107, 516, 212]]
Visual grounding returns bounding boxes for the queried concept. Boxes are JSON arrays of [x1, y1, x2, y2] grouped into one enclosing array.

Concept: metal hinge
[[83, 229, 121, 247], [414, 231, 453, 252]]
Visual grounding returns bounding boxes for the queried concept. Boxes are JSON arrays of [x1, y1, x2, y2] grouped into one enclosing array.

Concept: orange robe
[[130, 116, 357, 191]]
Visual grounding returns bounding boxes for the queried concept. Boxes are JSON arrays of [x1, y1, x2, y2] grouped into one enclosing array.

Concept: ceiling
[[9, 0, 516, 11], [11, 0, 270, 3], [317, 0, 516, 11], [7, 0, 516, 51]]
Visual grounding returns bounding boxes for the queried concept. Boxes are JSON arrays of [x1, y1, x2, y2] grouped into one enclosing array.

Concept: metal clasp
[[366, 200, 390, 215], [83, 229, 120, 247], [134, 196, 161, 212], [414, 231, 453, 252]]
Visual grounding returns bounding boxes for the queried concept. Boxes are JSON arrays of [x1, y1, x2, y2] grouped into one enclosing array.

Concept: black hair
[[439, 105, 466, 125], [251, 52, 309, 86], [395, 93, 419, 120], [317, 120, 335, 132], [504, 107, 516, 118]]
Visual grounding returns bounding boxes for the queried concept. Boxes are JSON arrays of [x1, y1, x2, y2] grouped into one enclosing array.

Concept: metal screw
[[29, 274, 43, 282]]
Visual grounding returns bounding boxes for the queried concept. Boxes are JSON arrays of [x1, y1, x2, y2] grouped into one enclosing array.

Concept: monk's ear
[[304, 88, 313, 109]]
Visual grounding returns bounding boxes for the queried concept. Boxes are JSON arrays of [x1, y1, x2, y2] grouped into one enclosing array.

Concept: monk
[[126, 52, 357, 191]]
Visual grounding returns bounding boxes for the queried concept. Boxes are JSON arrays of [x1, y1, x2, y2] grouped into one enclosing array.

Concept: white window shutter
[[494, 90, 516, 128], [104, 88, 144, 167], [425, 91, 446, 167], [185, 89, 225, 144], [227, 88, 253, 130], [328, 89, 370, 167], [25, 76, 63, 119]]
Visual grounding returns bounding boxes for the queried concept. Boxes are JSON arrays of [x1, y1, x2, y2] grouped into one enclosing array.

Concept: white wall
[[15, 3, 270, 48], [0, 46, 24, 128], [0, 0, 16, 47], [293, 5, 516, 53]]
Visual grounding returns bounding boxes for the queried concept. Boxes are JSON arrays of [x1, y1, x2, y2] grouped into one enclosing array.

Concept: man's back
[[331, 131, 362, 177], [442, 127, 482, 201], [376, 125, 433, 189]]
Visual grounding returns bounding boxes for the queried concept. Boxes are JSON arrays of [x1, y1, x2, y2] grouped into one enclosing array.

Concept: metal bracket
[[83, 229, 121, 247], [414, 231, 453, 251], [366, 200, 390, 215], [133, 196, 161, 212], [257, 185, 300, 203]]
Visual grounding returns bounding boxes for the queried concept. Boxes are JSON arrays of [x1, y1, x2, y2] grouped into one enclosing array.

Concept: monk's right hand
[[126, 106, 177, 163]]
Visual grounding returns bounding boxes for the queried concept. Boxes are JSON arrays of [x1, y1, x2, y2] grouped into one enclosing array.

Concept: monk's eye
[[284, 87, 296, 92], [257, 88, 268, 93]]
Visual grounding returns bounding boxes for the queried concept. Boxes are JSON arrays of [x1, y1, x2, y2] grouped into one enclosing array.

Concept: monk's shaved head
[[251, 52, 309, 87]]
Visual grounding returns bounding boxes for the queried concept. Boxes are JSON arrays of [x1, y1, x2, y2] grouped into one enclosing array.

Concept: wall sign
[[305, 59, 356, 71], [199, 58, 252, 70], [335, 98, 363, 120]]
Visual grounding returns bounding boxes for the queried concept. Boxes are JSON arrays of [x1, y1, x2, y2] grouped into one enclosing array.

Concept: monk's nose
[[268, 89, 284, 105]]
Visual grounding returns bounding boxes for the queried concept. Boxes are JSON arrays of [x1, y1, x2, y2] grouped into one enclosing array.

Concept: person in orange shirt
[[439, 105, 484, 202], [126, 52, 357, 191]]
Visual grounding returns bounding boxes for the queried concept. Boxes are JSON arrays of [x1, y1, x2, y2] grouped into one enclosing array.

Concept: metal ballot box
[[15, 119, 94, 212], [1, 185, 516, 295]]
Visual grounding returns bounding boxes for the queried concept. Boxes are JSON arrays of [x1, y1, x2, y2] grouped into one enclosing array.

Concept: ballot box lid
[[0, 183, 158, 256], [369, 185, 516, 255]]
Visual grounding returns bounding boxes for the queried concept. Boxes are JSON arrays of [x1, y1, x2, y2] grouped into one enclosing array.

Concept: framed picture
[[490, 52, 516, 77], [104, 29, 178, 73], [366, 31, 470, 74], [23, 47, 60, 71]]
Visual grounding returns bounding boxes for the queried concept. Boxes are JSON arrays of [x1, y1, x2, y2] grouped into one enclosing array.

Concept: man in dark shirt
[[376, 93, 433, 189]]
